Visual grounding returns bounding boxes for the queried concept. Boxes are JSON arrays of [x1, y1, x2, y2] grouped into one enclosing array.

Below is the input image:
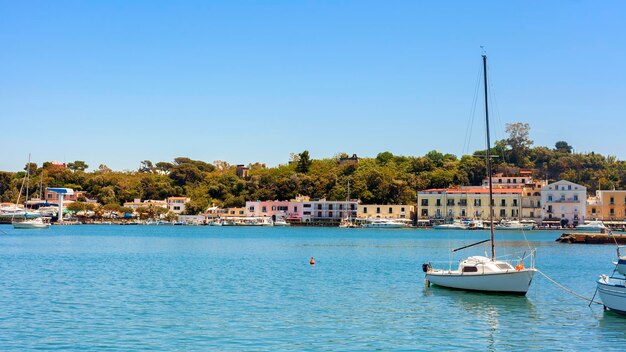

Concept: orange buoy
[[310, 257, 315, 265], [515, 264, 524, 271]]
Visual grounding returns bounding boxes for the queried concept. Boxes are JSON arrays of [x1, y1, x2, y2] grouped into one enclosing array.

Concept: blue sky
[[1, 1, 625, 171]]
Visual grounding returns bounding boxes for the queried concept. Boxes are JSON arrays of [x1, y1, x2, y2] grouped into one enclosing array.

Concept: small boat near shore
[[574, 220, 607, 233], [494, 220, 533, 231], [13, 217, 52, 229], [361, 218, 407, 228]]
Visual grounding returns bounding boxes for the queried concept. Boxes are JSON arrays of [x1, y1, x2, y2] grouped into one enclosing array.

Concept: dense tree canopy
[[2, 126, 626, 213]]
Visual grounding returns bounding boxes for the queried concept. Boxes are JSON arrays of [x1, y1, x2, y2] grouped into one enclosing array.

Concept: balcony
[[547, 199, 580, 204]]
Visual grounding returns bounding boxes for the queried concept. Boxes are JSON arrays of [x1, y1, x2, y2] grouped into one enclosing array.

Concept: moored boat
[[494, 220, 533, 231], [13, 217, 51, 229], [433, 220, 468, 230], [575, 220, 607, 233], [361, 218, 406, 228], [423, 53, 537, 295]]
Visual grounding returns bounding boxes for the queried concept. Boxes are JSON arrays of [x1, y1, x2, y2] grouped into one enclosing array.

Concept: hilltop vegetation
[[1, 124, 626, 213]]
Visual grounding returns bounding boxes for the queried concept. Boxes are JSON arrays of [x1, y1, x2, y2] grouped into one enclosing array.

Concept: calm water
[[0, 225, 624, 351]]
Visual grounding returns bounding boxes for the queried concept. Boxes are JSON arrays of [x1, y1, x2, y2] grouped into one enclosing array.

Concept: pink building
[[245, 200, 295, 221]]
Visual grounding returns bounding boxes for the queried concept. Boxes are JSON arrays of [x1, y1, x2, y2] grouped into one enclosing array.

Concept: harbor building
[[358, 204, 413, 219], [123, 199, 168, 211], [416, 187, 523, 222], [166, 197, 190, 214], [587, 190, 626, 224], [289, 195, 358, 222], [540, 180, 586, 226], [245, 200, 291, 221]]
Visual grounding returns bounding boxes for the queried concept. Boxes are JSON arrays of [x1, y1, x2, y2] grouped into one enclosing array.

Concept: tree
[[155, 162, 173, 174], [296, 150, 312, 173], [504, 122, 533, 164], [139, 160, 154, 173], [24, 162, 38, 176], [555, 141, 573, 154], [97, 164, 112, 173], [67, 160, 88, 172]]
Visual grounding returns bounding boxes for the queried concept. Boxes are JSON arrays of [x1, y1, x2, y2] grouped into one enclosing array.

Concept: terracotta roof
[[420, 187, 522, 194]]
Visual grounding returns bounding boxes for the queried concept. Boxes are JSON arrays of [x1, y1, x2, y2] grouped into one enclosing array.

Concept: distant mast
[[482, 54, 495, 260]]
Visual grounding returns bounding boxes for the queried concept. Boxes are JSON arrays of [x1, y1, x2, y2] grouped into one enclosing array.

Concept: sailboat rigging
[[422, 54, 536, 295]]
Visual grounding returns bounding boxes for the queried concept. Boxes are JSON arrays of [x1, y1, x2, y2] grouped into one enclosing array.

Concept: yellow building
[[587, 190, 626, 221], [417, 187, 523, 221], [223, 207, 246, 217], [358, 204, 413, 219]]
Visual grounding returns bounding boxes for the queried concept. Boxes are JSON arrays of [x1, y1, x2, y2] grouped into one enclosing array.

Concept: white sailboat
[[423, 54, 536, 295], [339, 180, 358, 228], [12, 154, 51, 229], [596, 246, 626, 314]]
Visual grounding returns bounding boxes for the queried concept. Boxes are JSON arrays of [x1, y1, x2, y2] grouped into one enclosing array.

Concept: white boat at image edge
[[597, 246, 626, 314], [423, 53, 537, 295]]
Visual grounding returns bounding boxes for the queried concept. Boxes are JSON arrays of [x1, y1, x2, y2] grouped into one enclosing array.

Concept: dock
[[555, 232, 626, 244]]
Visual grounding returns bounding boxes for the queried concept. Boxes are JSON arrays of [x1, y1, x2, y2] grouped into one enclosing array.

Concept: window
[[574, 195, 578, 201], [317, 211, 322, 217], [460, 199, 467, 206], [376, 207, 381, 214], [500, 209, 506, 217], [461, 209, 466, 217], [568, 185, 571, 190], [592, 208, 597, 214], [610, 209, 615, 216], [174, 206, 180, 211], [548, 195, 553, 202], [421, 209, 428, 217], [501, 199, 506, 206], [328, 204, 333, 210], [271, 206, 276, 211], [388, 207, 393, 214], [303, 211, 311, 215], [293, 206, 298, 212], [238, 210, 244, 215], [328, 211, 333, 218], [513, 199, 518, 207], [304, 204, 311, 208], [401, 207, 405, 212], [421, 199, 428, 206], [474, 199, 481, 206], [462, 266, 478, 273], [262, 206, 267, 213], [447, 199, 454, 206], [530, 211, 534, 218], [436, 199, 441, 206], [339, 204, 343, 210], [610, 197, 615, 205], [317, 204, 322, 210], [363, 207, 368, 214]]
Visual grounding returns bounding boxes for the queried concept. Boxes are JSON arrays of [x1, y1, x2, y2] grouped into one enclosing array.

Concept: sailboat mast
[[25, 153, 31, 208], [483, 54, 495, 260]]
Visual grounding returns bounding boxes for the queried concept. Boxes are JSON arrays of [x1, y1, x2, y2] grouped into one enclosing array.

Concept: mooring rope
[[536, 269, 602, 305]]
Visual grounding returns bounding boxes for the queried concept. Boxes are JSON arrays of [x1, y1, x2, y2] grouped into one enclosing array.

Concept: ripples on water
[[0, 225, 625, 351]]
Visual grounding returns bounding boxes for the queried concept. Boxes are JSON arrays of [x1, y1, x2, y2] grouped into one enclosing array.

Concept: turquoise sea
[[0, 225, 624, 351]]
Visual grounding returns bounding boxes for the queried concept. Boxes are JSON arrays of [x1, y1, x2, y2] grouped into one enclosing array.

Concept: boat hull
[[426, 269, 535, 294], [13, 223, 51, 229], [597, 276, 626, 314]]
